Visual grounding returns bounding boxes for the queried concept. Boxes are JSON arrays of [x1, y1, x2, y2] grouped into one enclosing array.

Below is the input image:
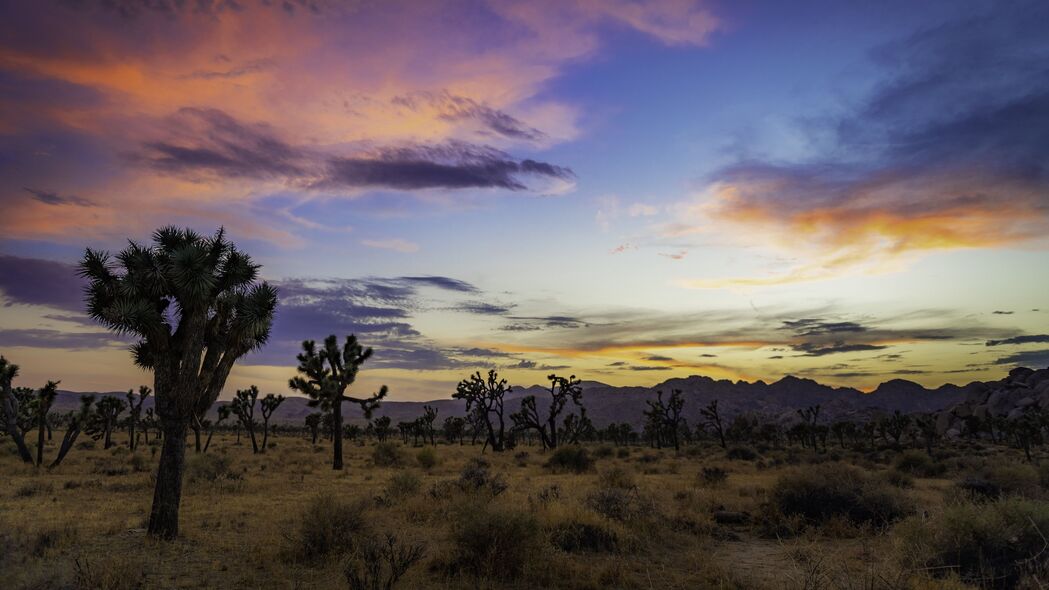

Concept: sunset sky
[[1, 0, 1047, 400]]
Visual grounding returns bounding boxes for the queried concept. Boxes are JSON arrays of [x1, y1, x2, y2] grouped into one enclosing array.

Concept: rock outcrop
[[935, 367, 1049, 438]]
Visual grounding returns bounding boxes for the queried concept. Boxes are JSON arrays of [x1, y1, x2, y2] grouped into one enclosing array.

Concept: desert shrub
[[28, 523, 79, 557], [897, 497, 1049, 589], [637, 452, 659, 464], [14, 481, 54, 498], [550, 520, 619, 553], [616, 448, 630, 459], [416, 447, 438, 470], [129, 453, 151, 473], [700, 466, 728, 487], [531, 484, 561, 507], [372, 442, 405, 467], [288, 496, 371, 562], [385, 472, 421, 498], [894, 450, 946, 477], [343, 534, 426, 590], [447, 501, 542, 580], [771, 462, 911, 528], [883, 469, 914, 489], [74, 556, 147, 590], [76, 440, 96, 451], [598, 466, 636, 490], [545, 446, 593, 473], [593, 445, 614, 459], [959, 462, 1042, 500], [186, 453, 241, 483], [458, 458, 507, 496], [586, 487, 654, 522], [726, 446, 758, 461], [514, 451, 530, 466]]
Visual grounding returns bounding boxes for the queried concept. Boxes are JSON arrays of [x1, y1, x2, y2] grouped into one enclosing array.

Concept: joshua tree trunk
[[332, 400, 344, 470], [37, 416, 47, 467], [2, 394, 33, 464], [149, 419, 188, 539]]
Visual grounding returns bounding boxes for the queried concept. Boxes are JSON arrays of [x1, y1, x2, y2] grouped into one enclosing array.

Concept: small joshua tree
[[35, 381, 60, 466], [203, 405, 231, 453], [797, 405, 822, 451], [289, 334, 388, 470], [230, 385, 261, 453], [50, 395, 95, 469], [644, 389, 686, 450], [1, 357, 36, 464], [126, 385, 151, 452], [259, 393, 285, 452], [305, 412, 322, 445], [511, 373, 585, 450], [700, 400, 726, 448], [372, 416, 393, 443], [453, 370, 511, 452], [442, 416, 466, 445], [89, 396, 127, 449]]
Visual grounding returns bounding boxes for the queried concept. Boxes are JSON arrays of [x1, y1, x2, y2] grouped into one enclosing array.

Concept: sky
[[1, 0, 1048, 400]]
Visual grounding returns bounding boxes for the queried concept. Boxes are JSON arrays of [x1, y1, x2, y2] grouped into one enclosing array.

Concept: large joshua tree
[[79, 227, 277, 539], [511, 373, 584, 450], [289, 334, 388, 470], [0, 357, 34, 464], [454, 370, 511, 452]]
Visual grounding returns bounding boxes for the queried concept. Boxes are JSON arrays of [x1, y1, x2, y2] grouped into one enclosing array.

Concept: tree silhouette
[[644, 389, 685, 450], [34, 381, 60, 466], [305, 412, 322, 445], [79, 226, 277, 539], [88, 396, 127, 449], [259, 393, 285, 452], [511, 373, 585, 449], [699, 399, 726, 448], [230, 385, 261, 453], [289, 334, 388, 470], [126, 386, 151, 452], [0, 357, 34, 464], [453, 370, 511, 452], [50, 395, 95, 469]]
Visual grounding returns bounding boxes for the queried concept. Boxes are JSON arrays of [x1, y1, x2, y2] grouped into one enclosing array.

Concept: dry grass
[[1, 434, 1043, 589]]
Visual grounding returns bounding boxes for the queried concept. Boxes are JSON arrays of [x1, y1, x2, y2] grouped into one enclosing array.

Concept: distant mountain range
[[47, 369, 1027, 428]]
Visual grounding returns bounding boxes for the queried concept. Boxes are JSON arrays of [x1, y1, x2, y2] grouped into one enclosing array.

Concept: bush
[[545, 446, 593, 473], [74, 555, 147, 590], [372, 442, 405, 467], [959, 461, 1042, 500], [385, 472, 421, 498], [289, 496, 370, 562], [186, 453, 241, 483], [598, 466, 636, 490], [549, 520, 619, 553], [593, 445, 614, 459], [448, 501, 542, 580], [458, 458, 507, 496], [586, 487, 654, 522], [897, 497, 1049, 588], [416, 447, 438, 470], [893, 450, 945, 477], [883, 469, 914, 489], [726, 446, 758, 461], [616, 448, 630, 459], [771, 463, 911, 528], [700, 466, 728, 487]]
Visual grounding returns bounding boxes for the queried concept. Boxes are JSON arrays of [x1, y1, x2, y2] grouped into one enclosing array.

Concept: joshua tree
[[289, 334, 388, 470], [203, 405, 230, 453], [88, 396, 127, 449], [1, 358, 34, 464], [372, 416, 393, 443], [830, 420, 857, 450], [419, 405, 438, 446], [453, 370, 511, 452], [511, 373, 585, 450], [50, 396, 95, 469], [699, 399, 726, 448], [305, 413, 322, 445], [797, 405, 822, 450], [142, 408, 157, 444], [230, 385, 261, 453], [442, 416, 466, 445], [126, 385, 151, 451], [645, 389, 686, 450], [35, 381, 60, 466], [914, 415, 939, 455], [79, 227, 277, 538], [881, 410, 911, 447], [259, 393, 285, 452]]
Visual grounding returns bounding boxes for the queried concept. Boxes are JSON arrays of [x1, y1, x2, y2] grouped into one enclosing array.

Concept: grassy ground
[[1, 433, 1046, 589]]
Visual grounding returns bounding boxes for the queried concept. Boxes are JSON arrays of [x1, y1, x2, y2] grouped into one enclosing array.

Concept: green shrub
[[186, 453, 241, 483], [549, 520, 619, 553], [416, 447, 438, 470], [448, 501, 542, 580], [771, 462, 911, 528], [385, 472, 421, 498], [893, 450, 945, 477], [458, 458, 508, 496], [585, 487, 654, 522], [699, 466, 728, 487], [545, 446, 593, 473], [372, 442, 405, 467], [897, 497, 1049, 588], [289, 496, 370, 562], [597, 466, 636, 490], [726, 446, 758, 461]]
